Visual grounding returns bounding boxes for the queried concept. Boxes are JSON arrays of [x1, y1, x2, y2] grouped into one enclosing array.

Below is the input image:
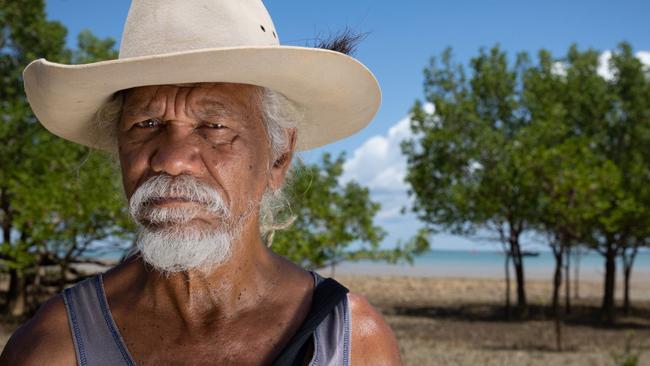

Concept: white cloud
[[342, 103, 433, 220], [551, 50, 649, 81], [342, 116, 409, 192], [551, 61, 567, 77], [423, 102, 435, 115], [597, 50, 614, 80], [636, 51, 650, 69], [598, 50, 650, 81]]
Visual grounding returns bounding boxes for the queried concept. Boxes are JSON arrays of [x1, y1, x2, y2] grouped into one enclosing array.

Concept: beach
[[332, 275, 650, 366], [1, 270, 649, 365]]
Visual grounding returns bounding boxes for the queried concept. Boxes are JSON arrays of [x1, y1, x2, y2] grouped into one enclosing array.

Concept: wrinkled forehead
[[120, 82, 263, 120]]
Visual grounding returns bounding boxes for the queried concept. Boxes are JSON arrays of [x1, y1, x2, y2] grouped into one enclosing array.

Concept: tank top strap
[[62, 274, 135, 366], [308, 271, 351, 366]]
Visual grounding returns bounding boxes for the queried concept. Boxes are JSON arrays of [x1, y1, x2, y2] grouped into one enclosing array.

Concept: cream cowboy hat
[[22, 0, 381, 152]]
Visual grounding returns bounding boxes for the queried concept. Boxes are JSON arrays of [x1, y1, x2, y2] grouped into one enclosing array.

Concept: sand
[[2, 274, 649, 365], [333, 275, 650, 366]]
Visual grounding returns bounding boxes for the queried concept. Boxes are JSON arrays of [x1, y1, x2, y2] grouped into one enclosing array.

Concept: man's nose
[[150, 127, 205, 177]]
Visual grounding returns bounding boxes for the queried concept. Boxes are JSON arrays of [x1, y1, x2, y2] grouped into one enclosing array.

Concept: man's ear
[[268, 128, 297, 191]]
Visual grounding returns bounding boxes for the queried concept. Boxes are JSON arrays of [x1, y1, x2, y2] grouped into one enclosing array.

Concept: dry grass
[[1, 274, 649, 365], [335, 275, 650, 366]]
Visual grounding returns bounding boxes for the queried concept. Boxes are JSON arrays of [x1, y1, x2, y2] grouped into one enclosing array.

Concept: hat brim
[[22, 46, 381, 152]]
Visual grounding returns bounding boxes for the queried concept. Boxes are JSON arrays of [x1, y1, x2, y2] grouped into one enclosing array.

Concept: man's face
[[117, 83, 286, 271]]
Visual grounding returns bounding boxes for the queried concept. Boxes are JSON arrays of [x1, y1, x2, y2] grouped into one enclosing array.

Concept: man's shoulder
[[347, 292, 402, 366], [0, 293, 76, 366]]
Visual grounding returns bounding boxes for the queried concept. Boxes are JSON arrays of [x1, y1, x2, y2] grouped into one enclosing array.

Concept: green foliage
[[272, 153, 428, 269], [404, 41, 650, 319], [0, 0, 131, 295], [402, 46, 536, 237]]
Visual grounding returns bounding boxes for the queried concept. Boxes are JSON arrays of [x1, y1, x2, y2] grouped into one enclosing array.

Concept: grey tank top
[[62, 272, 350, 366]]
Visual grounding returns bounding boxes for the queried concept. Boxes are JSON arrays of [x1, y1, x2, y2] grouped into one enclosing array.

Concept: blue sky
[[44, 0, 650, 251]]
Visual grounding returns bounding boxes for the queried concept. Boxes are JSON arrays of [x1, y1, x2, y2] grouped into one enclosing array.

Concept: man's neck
[[119, 226, 310, 329]]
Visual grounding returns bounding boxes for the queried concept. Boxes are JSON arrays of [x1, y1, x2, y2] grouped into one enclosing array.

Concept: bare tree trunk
[[1, 186, 11, 245], [59, 263, 69, 292], [623, 264, 632, 316], [574, 246, 581, 300], [505, 251, 512, 320], [551, 246, 562, 315], [7, 268, 26, 317], [510, 240, 527, 318], [551, 243, 563, 351], [602, 243, 617, 324], [564, 246, 571, 315], [622, 245, 638, 316]]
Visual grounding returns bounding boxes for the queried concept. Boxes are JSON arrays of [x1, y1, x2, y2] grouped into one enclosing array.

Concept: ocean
[[333, 249, 650, 281], [90, 246, 650, 282]]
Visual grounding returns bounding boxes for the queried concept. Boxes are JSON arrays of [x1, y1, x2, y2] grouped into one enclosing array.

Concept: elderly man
[[1, 1, 400, 365]]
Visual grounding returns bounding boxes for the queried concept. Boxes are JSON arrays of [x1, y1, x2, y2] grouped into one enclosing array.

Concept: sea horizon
[[86, 246, 650, 283], [331, 248, 650, 282]]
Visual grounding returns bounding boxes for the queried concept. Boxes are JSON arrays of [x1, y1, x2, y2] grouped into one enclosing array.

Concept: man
[[1, 1, 400, 365]]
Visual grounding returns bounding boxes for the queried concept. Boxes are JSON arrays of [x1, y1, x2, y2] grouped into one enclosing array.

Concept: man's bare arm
[[348, 293, 402, 366], [0, 295, 76, 366]]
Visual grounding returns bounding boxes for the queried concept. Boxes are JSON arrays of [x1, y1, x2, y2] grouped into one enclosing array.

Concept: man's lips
[[148, 197, 202, 206]]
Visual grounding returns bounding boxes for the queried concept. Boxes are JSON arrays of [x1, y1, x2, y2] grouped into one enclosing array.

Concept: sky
[[44, 0, 650, 251]]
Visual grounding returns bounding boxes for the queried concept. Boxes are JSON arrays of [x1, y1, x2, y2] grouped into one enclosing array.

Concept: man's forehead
[[122, 82, 255, 100], [121, 82, 260, 116]]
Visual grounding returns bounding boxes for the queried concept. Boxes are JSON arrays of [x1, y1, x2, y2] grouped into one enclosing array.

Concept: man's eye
[[135, 118, 162, 128], [204, 122, 226, 129]]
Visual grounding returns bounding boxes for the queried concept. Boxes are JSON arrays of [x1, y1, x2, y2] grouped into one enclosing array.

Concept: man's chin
[[135, 224, 234, 274]]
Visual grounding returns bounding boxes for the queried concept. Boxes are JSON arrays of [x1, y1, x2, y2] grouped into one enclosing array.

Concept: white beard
[[136, 225, 233, 274], [128, 174, 242, 274]]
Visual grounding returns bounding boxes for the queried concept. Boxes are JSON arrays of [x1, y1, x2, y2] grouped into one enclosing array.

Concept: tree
[[405, 42, 650, 324], [271, 153, 429, 270], [0, 0, 133, 316], [607, 44, 650, 317], [554, 43, 650, 323], [402, 46, 537, 318]]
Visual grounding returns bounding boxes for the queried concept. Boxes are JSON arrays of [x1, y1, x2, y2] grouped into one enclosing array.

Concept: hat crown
[[119, 0, 279, 59]]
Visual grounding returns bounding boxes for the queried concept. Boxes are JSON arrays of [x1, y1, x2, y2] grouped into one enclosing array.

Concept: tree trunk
[[551, 244, 563, 351], [504, 251, 512, 320], [551, 246, 562, 316], [59, 263, 69, 292], [1, 186, 12, 244], [7, 268, 27, 317], [574, 247, 581, 300], [564, 246, 571, 315], [601, 244, 617, 324], [623, 264, 632, 316], [510, 240, 527, 318], [622, 245, 638, 316]]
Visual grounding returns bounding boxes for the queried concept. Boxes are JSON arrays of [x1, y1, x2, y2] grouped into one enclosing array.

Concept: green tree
[[405, 42, 650, 324], [0, 0, 132, 316], [272, 153, 428, 271], [520, 48, 618, 321], [545, 44, 650, 323], [606, 44, 650, 317], [402, 46, 537, 318]]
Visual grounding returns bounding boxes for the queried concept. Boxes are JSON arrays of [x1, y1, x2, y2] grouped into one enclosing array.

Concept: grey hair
[[93, 86, 301, 245], [256, 88, 302, 245]]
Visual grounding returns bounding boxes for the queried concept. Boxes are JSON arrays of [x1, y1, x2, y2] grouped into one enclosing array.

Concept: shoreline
[[327, 249, 650, 282], [327, 274, 650, 304], [329, 262, 650, 282]]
